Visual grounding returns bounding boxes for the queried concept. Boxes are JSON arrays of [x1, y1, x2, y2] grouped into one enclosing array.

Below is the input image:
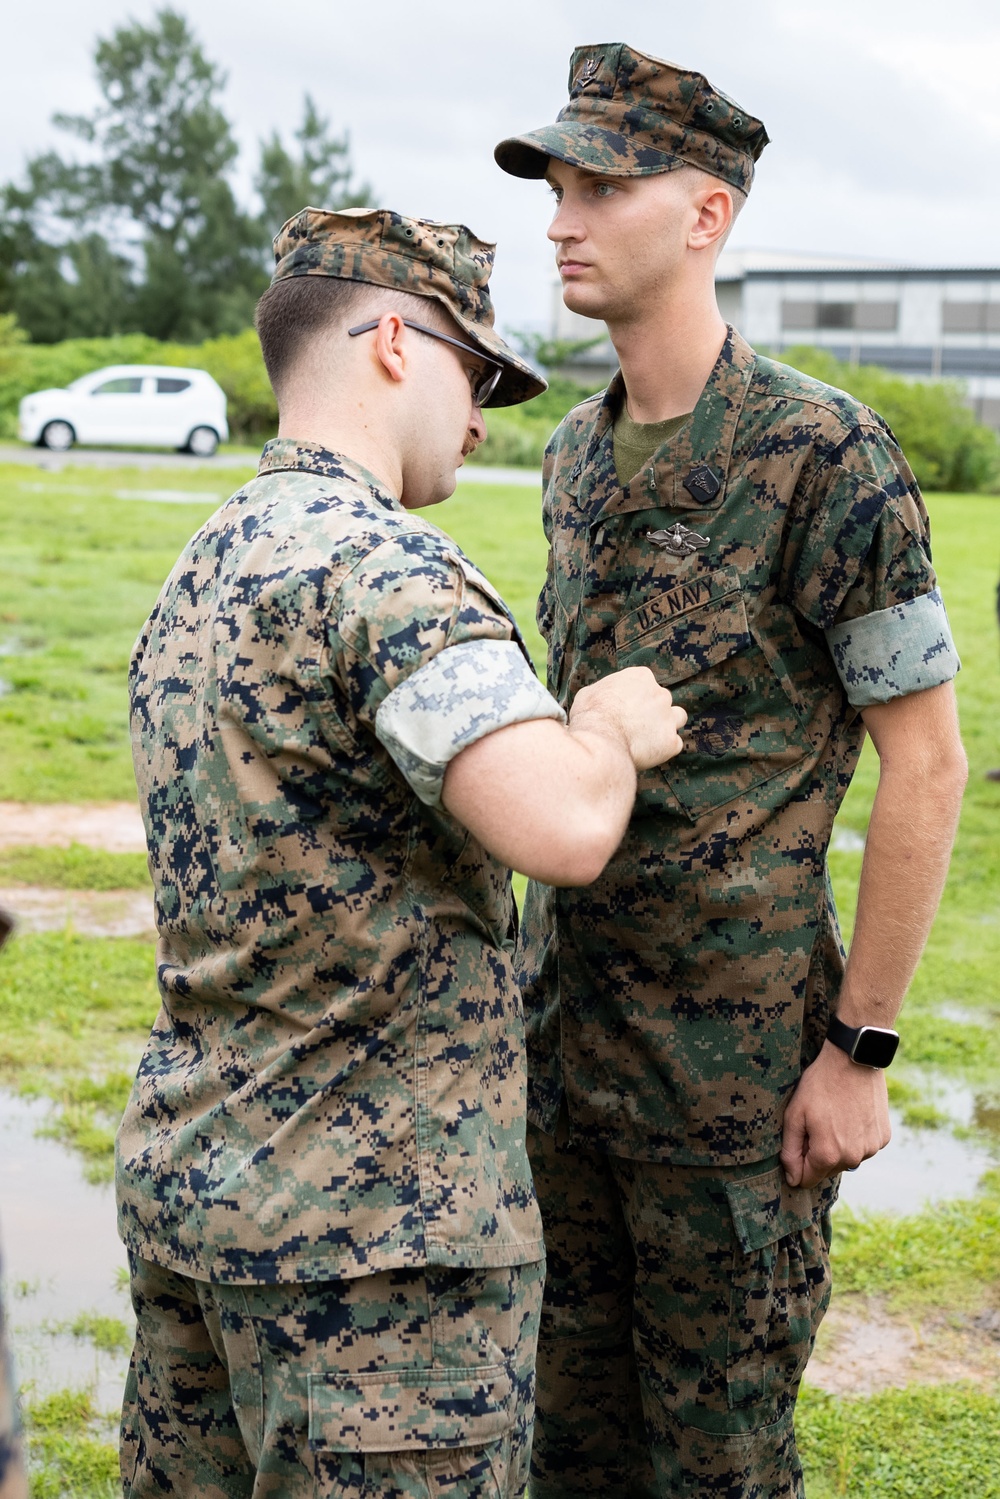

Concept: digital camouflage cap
[[495, 43, 768, 194], [271, 206, 546, 407]]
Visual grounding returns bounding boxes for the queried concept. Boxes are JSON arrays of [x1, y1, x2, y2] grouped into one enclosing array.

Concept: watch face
[[852, 1027, 900, 1068]]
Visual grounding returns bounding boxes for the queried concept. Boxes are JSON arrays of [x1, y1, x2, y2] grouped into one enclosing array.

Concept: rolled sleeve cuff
[[374, 639, 567, 806], [825, 587, 961, 707]]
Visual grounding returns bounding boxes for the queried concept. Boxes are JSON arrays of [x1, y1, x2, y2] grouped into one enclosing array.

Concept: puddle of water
[[0, 1090, 130, 1411], [837, 1111, 995, 1215], [830, 826, 866, 854], [936, 1001, 1000, 1027]]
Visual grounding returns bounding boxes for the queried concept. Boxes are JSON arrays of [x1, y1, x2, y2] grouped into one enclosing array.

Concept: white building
[[552, 250, 1000, 431]]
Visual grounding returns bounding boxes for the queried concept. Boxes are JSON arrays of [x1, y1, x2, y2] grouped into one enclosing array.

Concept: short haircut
[[254, 276, 451, 395], [671, 168, 743, 256]]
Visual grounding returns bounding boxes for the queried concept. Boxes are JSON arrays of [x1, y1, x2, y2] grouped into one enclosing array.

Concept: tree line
[[0, 8, 371, 344]]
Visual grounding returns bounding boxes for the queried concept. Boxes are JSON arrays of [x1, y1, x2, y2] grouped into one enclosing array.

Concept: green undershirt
[[613, 403, 691, 488]]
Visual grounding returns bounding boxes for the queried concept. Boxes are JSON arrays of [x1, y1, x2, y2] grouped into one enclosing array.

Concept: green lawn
[[2, 462, 999, 1495]]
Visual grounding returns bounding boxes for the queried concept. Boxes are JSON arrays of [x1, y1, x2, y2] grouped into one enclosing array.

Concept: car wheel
[[186, 426, 219, 458], [40, 420, 75, 451]]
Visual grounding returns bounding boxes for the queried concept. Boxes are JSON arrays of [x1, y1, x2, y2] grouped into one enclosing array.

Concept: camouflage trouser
[[121, 1253, 543, 1498], [527, 1125, 838, 1499]]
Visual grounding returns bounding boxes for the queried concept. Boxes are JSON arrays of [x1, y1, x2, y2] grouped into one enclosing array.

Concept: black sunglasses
[[348, 318, 504, 407]]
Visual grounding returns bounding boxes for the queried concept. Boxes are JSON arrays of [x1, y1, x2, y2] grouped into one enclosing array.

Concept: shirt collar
[[576, 328, 757, 523], [257, 438, 404, 512]]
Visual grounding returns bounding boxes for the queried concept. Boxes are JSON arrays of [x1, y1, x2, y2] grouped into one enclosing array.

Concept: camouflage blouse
[[117, 440, 559, 1284], [517, 330, 959, 1166]]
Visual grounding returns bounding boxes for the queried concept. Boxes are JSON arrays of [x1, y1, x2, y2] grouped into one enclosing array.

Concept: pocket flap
[[725, 1167, 816, 1254], [614, 566, 750, 688], [307, 1362, 514, 1452]]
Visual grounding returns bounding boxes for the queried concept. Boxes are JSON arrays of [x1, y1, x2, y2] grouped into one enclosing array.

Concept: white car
[[18, 364, 229, 457]]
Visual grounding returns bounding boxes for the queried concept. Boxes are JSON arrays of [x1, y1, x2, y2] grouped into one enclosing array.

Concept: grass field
[[1, 458, 999, 1495]]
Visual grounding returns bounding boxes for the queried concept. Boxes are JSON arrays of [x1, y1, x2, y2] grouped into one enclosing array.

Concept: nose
[[547, 194, 581, 246], [467, 405, 487, 450]]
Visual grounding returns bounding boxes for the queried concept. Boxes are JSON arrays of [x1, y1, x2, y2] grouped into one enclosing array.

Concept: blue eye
[[594, 182, 615, 198]]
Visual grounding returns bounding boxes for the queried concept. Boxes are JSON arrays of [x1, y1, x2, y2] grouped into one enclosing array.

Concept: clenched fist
[[569, 666, 687, 771]]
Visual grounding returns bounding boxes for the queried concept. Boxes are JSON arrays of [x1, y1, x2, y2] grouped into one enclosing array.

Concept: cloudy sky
[[2, 0, 998, 334]]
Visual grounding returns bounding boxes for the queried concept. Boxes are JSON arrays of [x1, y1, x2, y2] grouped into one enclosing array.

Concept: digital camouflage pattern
[[517, 328, 959, 1166], [494, 43, 768, 193], [526, 1126, 836, 1499], [376, 638, 564, 806], [271, 207, 546, 407], [121, 1252, 543, 1497], [118, 437, 554, 1285]]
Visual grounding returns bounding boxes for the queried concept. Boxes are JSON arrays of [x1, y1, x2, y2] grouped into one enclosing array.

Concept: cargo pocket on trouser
[[307, 1363, 516, 1498], [725, 1167, 839, 1411]]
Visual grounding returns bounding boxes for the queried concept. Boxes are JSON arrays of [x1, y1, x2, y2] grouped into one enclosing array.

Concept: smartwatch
[[827, 1015, 900, 1069]]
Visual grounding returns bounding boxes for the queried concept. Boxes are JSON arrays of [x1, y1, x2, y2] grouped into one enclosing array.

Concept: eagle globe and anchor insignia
[[647, 522, 710, 557]]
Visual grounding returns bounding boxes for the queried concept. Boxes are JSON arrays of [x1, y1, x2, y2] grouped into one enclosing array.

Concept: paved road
[[0, 444, 541, 488]]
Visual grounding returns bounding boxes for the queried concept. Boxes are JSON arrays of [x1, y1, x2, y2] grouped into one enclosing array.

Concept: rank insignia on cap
[[648, 523, 710, 557], [682, 465, 721, 503]]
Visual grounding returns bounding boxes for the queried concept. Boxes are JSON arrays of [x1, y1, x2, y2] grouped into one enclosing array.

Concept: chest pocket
[[614, 566, 812, 822]]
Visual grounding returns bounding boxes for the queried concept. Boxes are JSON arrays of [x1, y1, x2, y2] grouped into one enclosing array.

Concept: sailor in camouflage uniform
[[117, 206, 686, 1496], [496, 44, 969, 1498]]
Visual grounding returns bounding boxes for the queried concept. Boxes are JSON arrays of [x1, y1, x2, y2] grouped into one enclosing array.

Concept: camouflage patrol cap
[[495, 43, 768, 194], [271, 206, 546, 407]]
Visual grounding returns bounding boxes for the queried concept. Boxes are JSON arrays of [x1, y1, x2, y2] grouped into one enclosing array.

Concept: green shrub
[[471, 373, 603, 468], [777, 345, 1000, 493]]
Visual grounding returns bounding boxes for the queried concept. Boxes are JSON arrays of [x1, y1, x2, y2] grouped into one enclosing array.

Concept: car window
[[156, 377, 193, 395], [92, 377, 144, 395]]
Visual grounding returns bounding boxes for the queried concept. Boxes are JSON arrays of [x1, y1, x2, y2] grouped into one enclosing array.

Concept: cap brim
[[441, 304, 547, 408], [495, 121, 685, 180]]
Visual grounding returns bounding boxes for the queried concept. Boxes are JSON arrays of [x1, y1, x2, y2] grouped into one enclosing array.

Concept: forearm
[[838, 713, 967, 1028], [443, 717, 637, 885]]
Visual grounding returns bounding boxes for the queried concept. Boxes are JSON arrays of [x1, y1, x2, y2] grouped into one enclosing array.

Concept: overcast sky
[[3, 0, 999, 334]]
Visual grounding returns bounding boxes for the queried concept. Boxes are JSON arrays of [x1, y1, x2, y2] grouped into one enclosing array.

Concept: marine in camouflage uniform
[[117, 210, 559, 1497], [496, 44, 964, 1497]]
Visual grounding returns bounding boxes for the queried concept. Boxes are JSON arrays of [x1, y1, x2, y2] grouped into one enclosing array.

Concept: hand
[[780, 1041, 892, 1188], [569, 667, 687, 771]]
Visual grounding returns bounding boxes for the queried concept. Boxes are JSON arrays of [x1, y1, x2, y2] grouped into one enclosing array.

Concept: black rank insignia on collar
[[647, 523, 710, 557], [682, 465, 721, 503]]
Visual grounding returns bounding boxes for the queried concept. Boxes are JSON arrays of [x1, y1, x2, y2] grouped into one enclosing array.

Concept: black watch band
[[827, 1015, 900, 1069]]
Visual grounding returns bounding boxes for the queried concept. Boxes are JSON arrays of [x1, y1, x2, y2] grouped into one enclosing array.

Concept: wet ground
[[0, 1091, 130, 1413], [839, 1072, 998, 1215], [1, 1068, 996, 1416], [1, 799, 997, 1413]]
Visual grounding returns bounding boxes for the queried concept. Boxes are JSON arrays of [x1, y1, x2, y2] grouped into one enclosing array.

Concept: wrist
[[826, 1016, 900, 1069]]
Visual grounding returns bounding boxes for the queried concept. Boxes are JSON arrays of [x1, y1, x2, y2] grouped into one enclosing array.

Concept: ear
[[372, 311, 408, 385], [688, 184, 734, 253]]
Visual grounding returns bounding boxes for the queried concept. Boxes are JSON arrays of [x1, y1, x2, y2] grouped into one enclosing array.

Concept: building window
[[942, 302, 1000, 334], [781, 300, 818, 330], [781, 300, 898, 332], [854, 302, 898, 331], [816, 302, 854, 329]]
